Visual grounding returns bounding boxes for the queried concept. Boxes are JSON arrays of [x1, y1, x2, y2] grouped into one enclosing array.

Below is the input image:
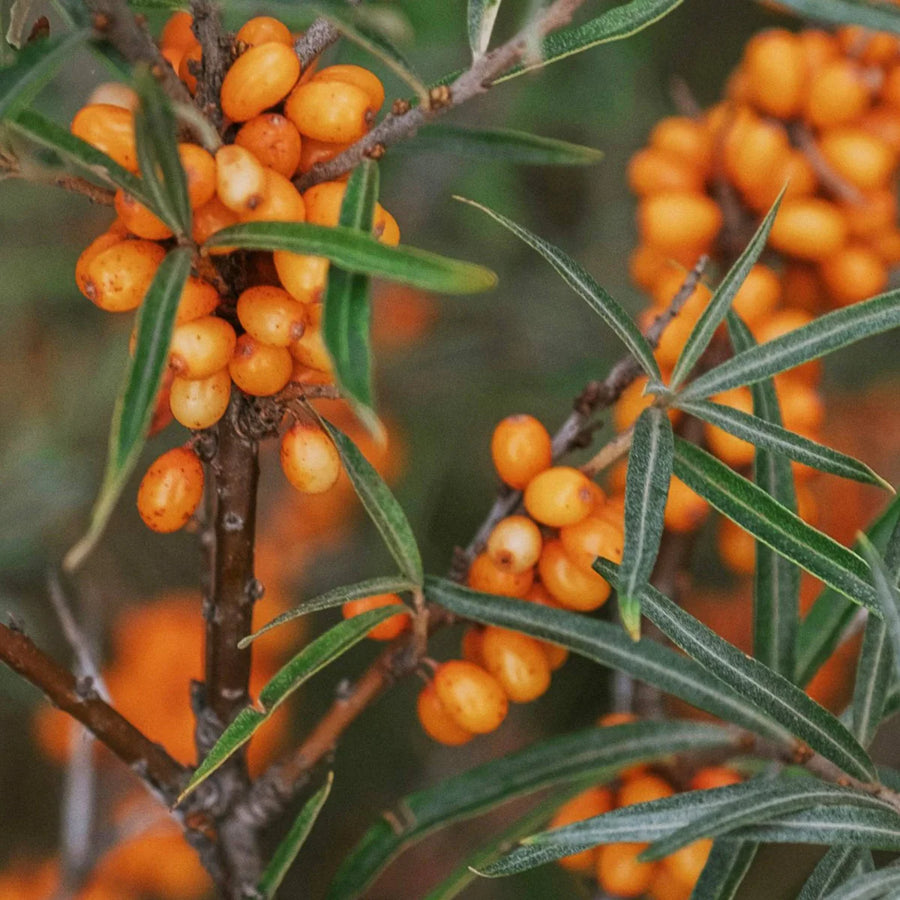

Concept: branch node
[[391, 99, 411, 116], [427, 85, 452, 110]]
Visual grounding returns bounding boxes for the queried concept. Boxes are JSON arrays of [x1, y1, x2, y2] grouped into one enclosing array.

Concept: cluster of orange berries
[[549, 715, 743, 899], [70, 11, 401, 532]]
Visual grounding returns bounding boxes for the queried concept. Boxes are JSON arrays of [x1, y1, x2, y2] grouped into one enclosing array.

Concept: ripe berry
[[637, 191, 722, 255], [229, 334, 293, 396], [662, 839, 712, 890], [524, 466, 595, 528], [220, 42, 301, 122], [663, 477, 709, 534], [83, 240, 167, 312], [467, 551, 533, 598], [192, 197, 240, 250], [342, 593, 410, 640], [75, 223, 128, 295], [416, 681, 473, 746], [649, 116, 713, 173], [235, 16, 293, 47], [432, 660, 508, 734], [274, 251, 329, 304], [548, 787, 615, 872], [596, 842, 658, 898], [288, 322, 333, 374], [538, 539, 611, 610], [627, 147, 705, 196], [298, 136, 352, 173], [285, 80, 374, 143], [820, 242, 888, 306], [240, 169, 306, 223], [175, 276, 221, 324], [743, 29, 808, 118], [312, 65, 385, 112], [280, 421, 342, 493], [688, 766, 743, 791], [704, 387, 755, 468], [480, 626, 551, 703], [237, 285, 307, 346], [215, 145, 268, 213], [71, 104, 138, 172], [114, 190, 173, 240], [169, 368, 231, 429], [819, 128, 896, 192], [87, 82, 138, 110], [618, 772, 675, 807], [178, 143, 217, 209], [490, 414, 553, 489], [235, 113, 303, 178], [805, 59, 871, 128], [485, 515, 542, 573], [731, 264, 781, 327], [137, 446, 204, 533], [168, 316, 237, 380], [559, 515, 624, 575], [769, 198, 848, 261]]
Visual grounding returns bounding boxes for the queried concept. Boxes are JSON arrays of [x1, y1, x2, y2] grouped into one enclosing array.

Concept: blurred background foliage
[[2, 1, 900, 897]]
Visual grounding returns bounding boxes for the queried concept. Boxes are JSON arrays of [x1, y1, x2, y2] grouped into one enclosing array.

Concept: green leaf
[[177, 607, 396, 805], [467, 0, 502, 57], [323, 160, 378, 423], [239, 575, 417, 648], [327, 720, 733, 899], [257, 772, 334, 899], [727, 311, 799, 679], [859, 535, 900, 687], [425, 577, 789, 740], [63, 248, 191, 572], [317, 416, 423, 586], [133, 66, 191, 235], [455, 196, 661, 378], [671, 438, 880, 613], [820, 864, 900, 900], [797, 846, 872, 900], [674, 398, 892, 491], [494, 0, 686, 83], [670, 191, 782, 390], [7, 108, 155, 207], [851, 611, 892, 747], [680, 289, 900, 401], [796, 496, 900, 686], [619, 406, 672, 638], [771, 0, 900, 32], [304, 0, 428, 102], [597, 561, 877, 781], [690, 841, 757, 900], [0, 30, 87, 120], [204, 222, 497, 295], [395, 124, 604, 166]]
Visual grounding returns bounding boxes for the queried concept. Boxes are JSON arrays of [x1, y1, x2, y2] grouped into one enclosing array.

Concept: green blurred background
[[2, 1, 899, 897]]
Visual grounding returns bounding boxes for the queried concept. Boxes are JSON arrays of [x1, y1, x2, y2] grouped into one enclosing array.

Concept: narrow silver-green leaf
[[133, 66, 191, 235], [821, 864, 900, 900], [455, 196, 660, 378], [0, 29, 87, 120], [0, 0, 14, 65], [396, 124, 604, 166], [177, 606, 396, 805], [728, 311, 799, 678], [597, 561, 877, 781], [670, 192, 782, 389], [426, 576, 788, 740], [675, 398, 891, 491], [671, 438, 880, 613], [690, 841, 757, 900], [317, 416, 423, 586], [204, 221, 497, 295], [859, 535, 900, 688], [681, 289, 900, 401], [798, 847, 873, 900], [467, 0, 502, 57], [772, 0, 900, 32], [257, 772, 334, 899], [851, 613, 891, 748], [619, 406, 672, 638], [327, 720, 733, 899], [239, 575, 417, 648], [796, 496, 900, 686], [63, 248, 191, 572]]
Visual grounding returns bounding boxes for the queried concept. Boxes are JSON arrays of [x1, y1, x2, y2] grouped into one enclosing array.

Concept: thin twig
[[790, 122, 864, 205], [190, 0, 232, 133], [293, 18, 341, 70]]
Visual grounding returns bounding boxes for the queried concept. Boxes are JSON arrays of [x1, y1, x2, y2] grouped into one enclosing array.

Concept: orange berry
[[374, 206, 400, 245], [718, 515, 755, 574], [648, 116, 713, 173], [433, 660, 508, 734], [743, 29, 808, 118], [192, 196, 240, 250], [71, 103, 138, 172], [614, 376, 656, 431], [743, 148, 818, 213], [629, 244, 668, 291], [87, 81, 138, 110], [221, 42, 301, 122], [777, 377, 825, 432], [798, 29, 840, 72], [178, 43, 202, 94], [176, 276, 221, 324], [858, 106, 900, 153], [417, 681, 474, 745], [160, 11, 196, 54], [168, 315, 237, 380], [215, 144, 267, 213], [342, 593, 410, 640], [769, 198, 848, 261], [114, 189, 174, 240], [627, 147, 705, 196], [598, 711, 638, 727], [781, 263, 826, 314], [538, 539, 611, 610], [461, 625, 485, 665], [240, 168, 306, 223], [559, 514, 624, 575], [724, 116, 791, 195], [596, 842, 659, 898], [235, 16, 293, 47], [649, 869, 693, 900], [688, 766, 743, 791], [169, 368, 231, 429], [664, 477, 709, 533], [302, 180, 354, 226], [481, 626, 552, 703], [819, 128, 896, 192], [522, 585, 570, 670], [75, 222, 129, 296], [704, 386, 756, 468], [819, 242, 888, 306], [235, 113, 303, 178], [549, 786, 615, 872], [237, 285, 307, 346], [229, 334, 293, 396], [280, 421, 341, 493], [618, 772, 675, 806], [274, 251, 330, 303], [486, 515, 543, 573], [840, 189, 897, 240], [837, 25, 900, 66], [805, 59, 872, 128], [83, 239, 167, 312], [298, 136, 352, 173], [313, 65, 385, 112], [731, 264, 781, 327], [289, 322, 333, 374], [524, 467, 595, 528], [137, 446, 204, 533], [178, 143, 217, 209], [638, 192, 722, 255], [490, 414, 553, 489], [285, 80, 373, 143], [468, 551, 534, 598], [663, 839, 713, 889], [870, 227, 900, 265]]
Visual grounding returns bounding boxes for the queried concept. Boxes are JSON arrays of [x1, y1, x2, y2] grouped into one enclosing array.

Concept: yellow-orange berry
[[538, 539, 611, 611], [638, 192, 722, 255], [229, 334, 293, 396], [841, 189, 897, 240], [461, 625, 485, 665], [743, 29, 808, 118], [312, 65, 385, 112], [240, 168, 306, 223], [433, 660, 508, 734], [524, 466, 595, 528], [87, 81, 138, 110], [648, 116, 713, 173], [549, 786, 615, 872], [819, 242, 888, 306], [559, 515, 624, 575], [769, 198, 847, 261], [280, 421, 341, 493], [819, 128, 896, 192], [83, 240, 167, 312], [480, 626, 552, 703], [168, 316, 237, 380], [285, 80, 373, 143], [169, 368, 231, 429], [627, 147, 705, 196], [215, 145, 267, 213], [663, 839, 713, 890], [342, 593, 410, 640], [178, 43, 202, 94], [724, 116, 792, 196], [596, 843, 659, 898], [649, 870, 693, 900], [298, 136, 352, 173], [374, 206, 400, 246], [522, 585, 570, 670], [629, 244, 668, 291], [618, 772, 675, 807], [731, 264, 781, 327], [468, 551, 533, 598], [417, 681, 474, 746], [176, 276, 221, 324], [235, 114, 303, 178], [490, 414, 553, 489], [237, 285, 307, 346], [486, 516, 543, 574], [704, 387, 756, 468], [160, 11, 196, 55], [137, 446, 204, 533], [688, 766, 743, 791], [235, 16, 293, 47], [71, 104, 138, 172], [782, 263, 826, 313], [114, 189, 174, 240], [718, 516, 755, 575], [664, 477, 709, 533], [75, 222, 129, 295], [221, 42, 301, 122], [274, 251, 330, 304], [178, 143, 217, 209], [805, 59, 872, 128], [192, 197, 241, 251]]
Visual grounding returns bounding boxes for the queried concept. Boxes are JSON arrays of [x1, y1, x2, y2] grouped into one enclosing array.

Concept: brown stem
[[190, 0, 232, 133], [293, 18, 341, 70]]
